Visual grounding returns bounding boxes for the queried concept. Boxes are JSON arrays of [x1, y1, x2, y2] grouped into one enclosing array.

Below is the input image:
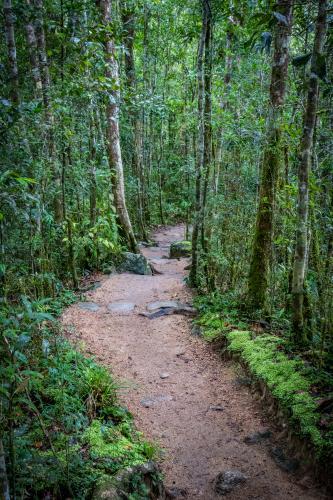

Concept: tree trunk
[[24, 0, 42, 98], [98, 0, 138, 253], [0, 440, 10, 500], [247, 0, 293, 310], [200, 0, 212, 255], [3, 0, 19, 105], [121, 2, 148, 240], [34, 0, 63, 223], [189, 0, 207, 287], [291, 0, 327, 341]]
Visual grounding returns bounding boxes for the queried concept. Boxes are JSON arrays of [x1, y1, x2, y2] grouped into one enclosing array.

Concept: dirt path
[[62, 225, 325, 499]]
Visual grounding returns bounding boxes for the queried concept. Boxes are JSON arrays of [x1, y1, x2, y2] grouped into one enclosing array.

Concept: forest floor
[[62, 225, 326, 499]]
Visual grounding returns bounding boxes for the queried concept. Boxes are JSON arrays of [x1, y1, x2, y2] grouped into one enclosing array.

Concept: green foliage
[[226, 331, 327, 451], [82, 419, 155, 469], [0, 295, 156, 499]]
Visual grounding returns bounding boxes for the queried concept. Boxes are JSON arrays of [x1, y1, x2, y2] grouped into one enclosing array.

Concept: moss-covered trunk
[[247, 0, 293, 311]]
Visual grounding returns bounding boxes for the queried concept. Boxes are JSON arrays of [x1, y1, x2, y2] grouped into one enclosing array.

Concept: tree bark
[[24, 0, 42, 98], [201, 0, 212, 254], [3, 0, 19, 105], [34, 0, 63, 222], [121, 2, 148, 240], [0, 439, 10, 500], [247, 0, 293, 310], [189, 0, 207, 287], [98, 0, 138, 253], [291, 0, 327, 341]]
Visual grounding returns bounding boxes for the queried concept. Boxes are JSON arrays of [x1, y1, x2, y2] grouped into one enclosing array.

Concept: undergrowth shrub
[[0, 294, 155, 499]]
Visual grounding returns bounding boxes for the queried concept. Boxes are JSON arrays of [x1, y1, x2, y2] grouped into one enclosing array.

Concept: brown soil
[[62, 225, 326, 499]]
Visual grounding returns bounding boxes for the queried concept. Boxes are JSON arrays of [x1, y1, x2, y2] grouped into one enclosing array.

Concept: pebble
[[160, 372, 170, 379]]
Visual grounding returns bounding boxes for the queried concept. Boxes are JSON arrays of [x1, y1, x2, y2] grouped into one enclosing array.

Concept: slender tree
[[98, 0, 138, 253], [121, 1, 147, 240], [189, 0, 208, 287], [24, 0, 42, 98], [291, 0, 328, 341], [247, 0, 293, 310], [34, 0, 63, 222], [3, 0, 19, 105]]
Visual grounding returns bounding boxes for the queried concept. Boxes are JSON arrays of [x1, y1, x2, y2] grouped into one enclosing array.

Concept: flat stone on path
[[78, 302, 100, 312], [107, 302, 135, 315], [147, 300, 179, 312]]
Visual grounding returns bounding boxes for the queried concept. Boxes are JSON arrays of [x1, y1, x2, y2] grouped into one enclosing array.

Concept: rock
[[78, 302, 100, 312], [244, 430, 272, 445], [270, 447, 299, 473], [165, 486, 188, 498], [169, 240, 192, 259], [214, 470, 247, 496], [160, 372, 170, 379], [79, 281, 102, 292], [93, 481, 120, 500], [140, 308, 174, 319], [191, 324, 202, 337], [118, 252, 152, 275], [94, 461, 165, 499], [107, 302, 135, 315], [147, 300, 179, 312], [141, 302, 197, 319], [209, 405, 225, 411], [140, 240, 159, 247]]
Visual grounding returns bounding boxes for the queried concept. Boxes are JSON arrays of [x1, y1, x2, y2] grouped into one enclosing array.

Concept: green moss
[[83, 420, 156, 468], [226, 330, 326, 453], [169, 240, 192, 258]]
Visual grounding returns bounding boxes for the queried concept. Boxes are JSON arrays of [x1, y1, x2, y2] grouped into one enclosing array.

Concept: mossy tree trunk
[[291, 0, 327, 342], [247, 0, 293, 311]]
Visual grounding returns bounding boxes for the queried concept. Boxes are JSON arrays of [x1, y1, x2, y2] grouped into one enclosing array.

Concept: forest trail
[[62, 225, 324, 500]]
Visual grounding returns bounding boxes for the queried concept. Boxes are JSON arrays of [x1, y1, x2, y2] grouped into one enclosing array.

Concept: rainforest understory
[[1, 0, 333, 498]]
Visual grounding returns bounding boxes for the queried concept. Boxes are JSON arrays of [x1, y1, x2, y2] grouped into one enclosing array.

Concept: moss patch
[[227, 331, 324, 449], [169, 240, 192, 258], [83, 419, 155, 468]]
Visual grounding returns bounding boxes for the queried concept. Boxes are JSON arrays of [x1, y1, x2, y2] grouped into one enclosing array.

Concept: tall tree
[[34, 0, 63, 222], [291, 0, 328, 341], [98, 0, 138, 253], [247, 0, 293, 310], [189, 0, 208, 287], [3, 0, 19, 105], [24, 0, 42, 98], [121, 1, 147, 240]]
